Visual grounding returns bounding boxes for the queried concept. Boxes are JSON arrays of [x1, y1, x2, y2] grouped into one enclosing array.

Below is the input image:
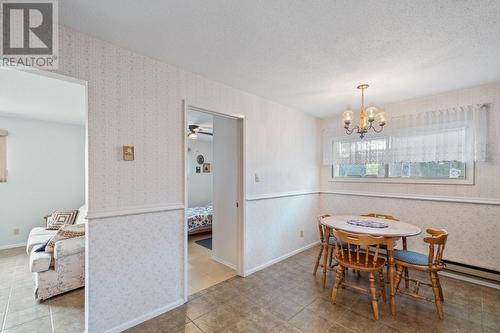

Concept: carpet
[[195, 237, 212, 250]]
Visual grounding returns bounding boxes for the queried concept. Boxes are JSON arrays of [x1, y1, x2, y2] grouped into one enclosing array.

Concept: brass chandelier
[[342, 84, 387, 138]]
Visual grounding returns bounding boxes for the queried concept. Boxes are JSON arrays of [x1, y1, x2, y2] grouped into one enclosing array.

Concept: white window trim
[[329, 161, 475, 185]]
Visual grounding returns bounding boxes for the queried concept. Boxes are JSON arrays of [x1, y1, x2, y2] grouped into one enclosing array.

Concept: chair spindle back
[[424, 228, 448, 268], [361, 213, 399, 221], [331, 229, 385, 268], [316, 214, 331, 243]]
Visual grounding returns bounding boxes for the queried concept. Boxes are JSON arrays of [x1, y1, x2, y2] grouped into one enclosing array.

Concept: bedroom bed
[[187, 203, 213, 235]]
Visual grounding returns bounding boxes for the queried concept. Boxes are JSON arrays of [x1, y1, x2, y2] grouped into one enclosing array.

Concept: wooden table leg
[[322, 226, 331, 289], [387, 239, 396, 315]]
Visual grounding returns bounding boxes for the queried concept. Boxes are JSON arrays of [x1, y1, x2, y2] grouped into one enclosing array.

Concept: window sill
[[328, 177, 474, 185]]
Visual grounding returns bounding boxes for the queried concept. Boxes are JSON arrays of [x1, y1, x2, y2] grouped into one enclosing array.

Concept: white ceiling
[[60, 1, 500, 117], [0, 68, 86, 125]]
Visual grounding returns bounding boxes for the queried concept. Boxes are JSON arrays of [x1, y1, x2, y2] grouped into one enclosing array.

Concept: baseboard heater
[[443, 260, 500, 283]]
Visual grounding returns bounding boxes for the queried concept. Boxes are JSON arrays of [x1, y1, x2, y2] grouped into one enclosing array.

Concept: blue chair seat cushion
[[394, 250, 428, 266]]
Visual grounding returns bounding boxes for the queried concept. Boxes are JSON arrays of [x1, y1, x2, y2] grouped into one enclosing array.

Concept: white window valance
[[323, 104, 489, 165]]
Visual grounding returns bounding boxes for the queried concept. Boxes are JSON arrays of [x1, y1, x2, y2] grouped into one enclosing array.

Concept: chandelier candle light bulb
[[377, 111, 387, 126], [342, 84, 387, 138], [343, 107, 354, 126], [365, 105, 378, 122]]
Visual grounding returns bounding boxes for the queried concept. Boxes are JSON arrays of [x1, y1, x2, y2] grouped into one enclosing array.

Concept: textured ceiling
[[60, 1, 500, 117], [0, 68, 86, 125]]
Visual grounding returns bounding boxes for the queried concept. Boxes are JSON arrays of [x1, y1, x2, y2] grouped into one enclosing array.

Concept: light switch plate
[[123, 145, 134, 161]]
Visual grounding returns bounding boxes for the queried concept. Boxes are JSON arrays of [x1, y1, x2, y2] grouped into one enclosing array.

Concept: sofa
[[26, 205, 87, 300]]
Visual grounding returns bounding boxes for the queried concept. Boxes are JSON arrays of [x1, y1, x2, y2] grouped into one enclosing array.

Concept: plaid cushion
[[46, 210, 79, 230], [45, 224, 85, 253]]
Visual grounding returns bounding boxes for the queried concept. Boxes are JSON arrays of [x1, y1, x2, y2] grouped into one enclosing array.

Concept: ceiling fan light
[[188, 132, 198, 139]]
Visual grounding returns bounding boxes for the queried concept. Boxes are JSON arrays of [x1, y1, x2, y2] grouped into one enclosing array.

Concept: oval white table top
[[322, 215, 421, 237]]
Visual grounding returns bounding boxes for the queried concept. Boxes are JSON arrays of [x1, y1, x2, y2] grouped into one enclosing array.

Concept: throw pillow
[[46, 210, 79, 230], [45, 224, 85, 253]]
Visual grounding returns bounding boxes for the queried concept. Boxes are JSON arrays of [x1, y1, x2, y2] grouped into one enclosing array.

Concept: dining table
[[321, 215, 421, 315]]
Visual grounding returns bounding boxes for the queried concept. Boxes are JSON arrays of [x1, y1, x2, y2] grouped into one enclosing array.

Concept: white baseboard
[[243, 241, 320, 277], [211, 255, 237, 270], [102, 298, 184, 333], [0, 242, 25, 251]]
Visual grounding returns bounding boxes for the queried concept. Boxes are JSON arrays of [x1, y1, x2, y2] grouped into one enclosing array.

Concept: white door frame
[[5, 66, 90, 331], [182, 100, 246, 302]]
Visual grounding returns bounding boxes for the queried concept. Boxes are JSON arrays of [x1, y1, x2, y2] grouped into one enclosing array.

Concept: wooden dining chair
[[313, 214, 337, 288], [330, 229, 387, 320], [393, 228, 448, 319], [361, 213, 410, 288]]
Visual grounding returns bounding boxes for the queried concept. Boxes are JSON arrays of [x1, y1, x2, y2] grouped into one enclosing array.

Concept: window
[[324, 104, 487, 184], [0, 129, 7, 182], [331, 133, 471, 183], [388, 161, 465, 179], [333, 160, 466, 180], [335, 163, 386, 178]]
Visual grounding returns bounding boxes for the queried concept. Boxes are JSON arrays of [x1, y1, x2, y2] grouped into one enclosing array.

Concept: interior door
[[212, 114, 240, 268]]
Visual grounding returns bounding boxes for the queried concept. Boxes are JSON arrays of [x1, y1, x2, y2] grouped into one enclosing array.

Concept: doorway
[[0, 67, 88, 333], [183, 104, 245, 299]]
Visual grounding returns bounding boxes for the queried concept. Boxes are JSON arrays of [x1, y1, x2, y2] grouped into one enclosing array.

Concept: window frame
[[330, 162, 474, 185], [329, 133, 475, 185]]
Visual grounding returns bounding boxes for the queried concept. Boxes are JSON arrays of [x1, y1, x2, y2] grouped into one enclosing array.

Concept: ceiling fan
[[187, 124, 213, 139]]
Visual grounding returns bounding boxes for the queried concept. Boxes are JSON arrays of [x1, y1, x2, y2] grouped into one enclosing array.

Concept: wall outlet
[[300, 230, 304, 238], [13, 228, 19, 235]]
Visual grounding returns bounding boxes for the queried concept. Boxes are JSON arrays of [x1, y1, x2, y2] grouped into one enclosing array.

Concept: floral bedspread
[[187, 204, 213, 233]]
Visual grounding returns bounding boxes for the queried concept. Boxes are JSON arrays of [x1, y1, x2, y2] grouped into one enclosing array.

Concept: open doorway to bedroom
[[0, 67, 87, 333], [185, 106, 243, 296]]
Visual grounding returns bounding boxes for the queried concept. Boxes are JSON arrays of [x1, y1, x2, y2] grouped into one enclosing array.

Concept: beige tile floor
[[188, 233, 237, 295], [3, 244, 499, 333], [0, 247, 84, 333], [127, 245, 500, 333]]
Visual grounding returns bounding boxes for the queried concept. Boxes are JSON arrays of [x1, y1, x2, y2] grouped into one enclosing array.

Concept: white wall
[[245, 194, 319, 272], [187, 139, 212, 207], [0, 115, 85, 248], [57, 23, 500, 333], [320, 82, 500, 272], [56, 26, 321, 332]]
